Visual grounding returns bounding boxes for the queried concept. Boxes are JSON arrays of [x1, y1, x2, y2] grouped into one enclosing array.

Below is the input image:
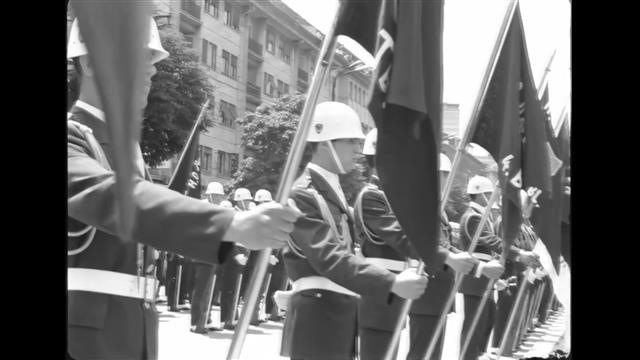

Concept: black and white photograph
[[66, 0, 571, 359]]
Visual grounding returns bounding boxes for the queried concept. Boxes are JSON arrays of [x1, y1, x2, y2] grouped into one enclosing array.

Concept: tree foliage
[[230, 94, 367, 204], [141, 26, 215, 167]]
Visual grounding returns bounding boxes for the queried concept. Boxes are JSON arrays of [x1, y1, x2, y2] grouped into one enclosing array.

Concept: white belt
[[472, 252, 493, 262], [408, 259, 420, 268], [68, 268, 158, 301], [292, 276, 360, 298], [365, 257, 407, 272]]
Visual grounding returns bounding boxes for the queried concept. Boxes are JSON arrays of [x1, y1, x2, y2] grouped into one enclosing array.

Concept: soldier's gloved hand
[[481, 260, 505, 280], [507, 276, 518, 287], [445, 252, 477, 275], [391, 268, 429, 300], [223, 199, 302, 250], [269, 255, 279, 266], [234, 254, 248, 266], [518, 251, 539, 267], [495, 279, 509, 291]]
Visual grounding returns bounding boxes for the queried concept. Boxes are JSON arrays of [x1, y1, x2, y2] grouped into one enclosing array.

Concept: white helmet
[[467, 175, 493, 195], [233, 188, 252, 201], [248, 202, 257, 210], [219, 200, 233, 208], [206, 182, 225, 195], [254, 189, 273, 202], [440, 153, 452, 172], [307, 102, 366, 142], [362, 128, 377, 155], [67, 17, 169, 64]]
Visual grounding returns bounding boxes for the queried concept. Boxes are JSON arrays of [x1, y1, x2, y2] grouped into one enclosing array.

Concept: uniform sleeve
[[290, 188, 396, 300], [361, 190, 418, 258], [67, 127, 234, 264], [465, 214, 520, 261]]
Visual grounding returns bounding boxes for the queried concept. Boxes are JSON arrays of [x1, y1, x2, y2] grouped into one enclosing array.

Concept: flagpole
[[167, 99, 210, 187], [537, 50, 557, 99], [496, 268, 534, 359], [225, 2, 345, 357], [418, 2, 520, 359]]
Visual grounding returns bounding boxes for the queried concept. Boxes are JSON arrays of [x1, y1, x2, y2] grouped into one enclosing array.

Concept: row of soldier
[[160, 186, 289, 333], [66, 15, 565, 360]]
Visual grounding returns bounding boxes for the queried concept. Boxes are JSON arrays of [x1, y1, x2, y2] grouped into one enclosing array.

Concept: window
[[217, 151, 239, 177], [264, 73, 276, 97], [278, 40, 292, 64], [223, 3, 239, 30], [204, 0, 219, 18], [183, 35, 194, 48], [266, 29, 276, 54], [230, 54, 238, 79], [222, 50, 237, 78], [277, 80, 289, 98], [219, 100, 237, 127], [199, 145, 213, 174], [349, 82, 354, 101], [201, 40, 216, 69], [284, 83, 290, 96]]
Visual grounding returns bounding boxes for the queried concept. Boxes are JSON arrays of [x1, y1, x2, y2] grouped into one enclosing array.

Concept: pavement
[[157, 295, 568, 360]]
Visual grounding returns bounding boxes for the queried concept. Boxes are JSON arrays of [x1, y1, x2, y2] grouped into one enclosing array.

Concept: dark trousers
[[537, 277, 553, 324], [492, 287, 516, 348], [407, 313, 445, 360], [281, 290, 357, 359], [359, 327, 398, 360], [241, 251, 273, 321], [212, 265, 224, 305], [190, 262, 217, 328], [266, 253, 288, 315], [461, 294, 495, 360], [220, 260, 244, 323]]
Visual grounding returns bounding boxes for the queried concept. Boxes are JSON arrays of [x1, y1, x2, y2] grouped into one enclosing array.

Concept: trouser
[[281, 290, 357, 359], [212, 265, 224, 305], [220, 260, 245, 323], [537, 277, 554, 324], [165, 255, 185, 309], [492, 285, 517, 348], [407, 313, 445, 360], [358, 327, 398, 360], [461, 294, 495, 360], [266, 252, 288, 315], [241, 251, 273, 322], [190, 262, 217, 328]]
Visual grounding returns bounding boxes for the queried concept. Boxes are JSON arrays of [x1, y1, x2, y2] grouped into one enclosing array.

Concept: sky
[[281, 0, 571, 140]]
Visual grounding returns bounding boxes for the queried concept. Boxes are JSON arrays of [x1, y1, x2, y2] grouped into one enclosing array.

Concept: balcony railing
[[298, 68, 309, 83], [247, 82, 261, 101], [248, 38, 263, 56], [181, 0, 201, 21]]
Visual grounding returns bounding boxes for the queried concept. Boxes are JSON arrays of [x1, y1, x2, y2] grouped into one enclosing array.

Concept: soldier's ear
[[78, 56, 94, 77]]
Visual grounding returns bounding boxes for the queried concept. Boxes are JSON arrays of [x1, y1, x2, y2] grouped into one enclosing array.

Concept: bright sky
[[282, 0, 571, 139]]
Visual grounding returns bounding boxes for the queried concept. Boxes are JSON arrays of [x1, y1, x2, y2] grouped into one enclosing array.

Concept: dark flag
[[168, 131, 202, 198], [334, 0, 383, 54], [471, 5, 551, 249], [366, 0, 445, 273], [557, 115, 571, 266], [531, 86, 563, 271]]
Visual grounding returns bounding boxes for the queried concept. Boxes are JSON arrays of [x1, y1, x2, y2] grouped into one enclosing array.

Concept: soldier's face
[[332, 138, 363, 172], [140, 52, 158, 111]]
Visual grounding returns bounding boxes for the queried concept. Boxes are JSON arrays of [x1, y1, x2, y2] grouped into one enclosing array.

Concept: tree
[[141, 26, 215, 167], [230, 94, 367, 205]]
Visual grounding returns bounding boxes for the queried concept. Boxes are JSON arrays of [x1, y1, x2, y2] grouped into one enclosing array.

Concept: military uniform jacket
[[67, 105, 234, 360], [458, 202, 518, 296], [283, 166, 396, 299], [354, 184, 457, 327]]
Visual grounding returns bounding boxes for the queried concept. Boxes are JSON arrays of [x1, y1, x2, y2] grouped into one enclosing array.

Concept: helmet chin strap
[[326, 141, 346, 174]]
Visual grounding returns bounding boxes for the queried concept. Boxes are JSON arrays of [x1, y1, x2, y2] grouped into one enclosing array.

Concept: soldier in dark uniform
[[491, 211, 540, 354], [354, 130, 476, 360], [189, 184, 227, 333], [280, 102, 429, 360], [457, 176, 521, 360], [219, 188, 252, 330], [67, 18, 301, 360]]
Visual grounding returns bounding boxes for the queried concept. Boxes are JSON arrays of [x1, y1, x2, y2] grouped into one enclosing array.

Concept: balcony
[[246, 82, 262, 105], [298, 68, 309, 83], [248, 38, 264, 63], [180, 0, 201, 30]]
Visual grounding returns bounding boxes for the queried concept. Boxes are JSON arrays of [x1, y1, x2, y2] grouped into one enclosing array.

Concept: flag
[[168, 129, 202, 199], [367, 0, 444, 273], [530, 86, 563, 271], [471, 5, 551, 249], [334, 0, 383, 54], [70, 0, 152, 241], [557, 115, 571, 266]]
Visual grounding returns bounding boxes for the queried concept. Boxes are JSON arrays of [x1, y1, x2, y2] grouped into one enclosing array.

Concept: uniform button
[[315, 292, 322, 298]]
